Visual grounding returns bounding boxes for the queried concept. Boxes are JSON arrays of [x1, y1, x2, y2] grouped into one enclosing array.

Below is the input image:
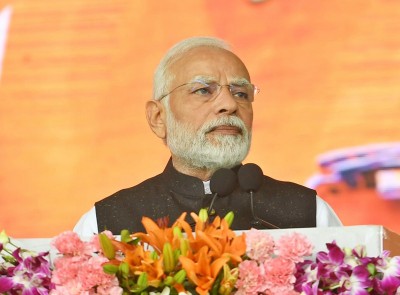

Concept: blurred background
[[0, 0, 399, 237]]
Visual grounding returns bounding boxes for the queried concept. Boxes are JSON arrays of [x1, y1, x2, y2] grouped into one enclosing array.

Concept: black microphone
[[189, 168, 237, 229], [208, 168, 237, 215], [238, 163, 280, 229]]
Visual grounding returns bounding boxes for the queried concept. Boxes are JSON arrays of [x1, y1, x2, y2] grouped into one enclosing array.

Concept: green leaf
[[99, 233, 115, 259]]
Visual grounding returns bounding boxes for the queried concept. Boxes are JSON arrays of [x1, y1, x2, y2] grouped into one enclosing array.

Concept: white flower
[[150, 286, 171, 295]]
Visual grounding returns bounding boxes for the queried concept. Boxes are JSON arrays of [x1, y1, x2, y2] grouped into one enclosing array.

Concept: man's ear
[[145, 100, 166, 139]]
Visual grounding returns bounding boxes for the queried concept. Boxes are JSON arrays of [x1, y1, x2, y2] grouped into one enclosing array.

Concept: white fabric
[[73, 195, 342, 237]]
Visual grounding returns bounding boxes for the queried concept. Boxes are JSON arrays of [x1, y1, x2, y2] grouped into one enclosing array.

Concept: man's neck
[[171, 156, 214, 181]]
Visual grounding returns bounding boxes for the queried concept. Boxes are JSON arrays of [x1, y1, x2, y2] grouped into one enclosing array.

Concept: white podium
[[14, 225, 400, 258], [255, 225, 400, 257]]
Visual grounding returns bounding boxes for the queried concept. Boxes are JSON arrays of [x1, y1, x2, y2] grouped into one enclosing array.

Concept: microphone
[[189, 168, 237, 229], [238, 163, 280, 229], [208, 168, 237, 215]]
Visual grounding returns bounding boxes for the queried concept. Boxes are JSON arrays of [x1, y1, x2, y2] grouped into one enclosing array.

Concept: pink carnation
[[96, 283, 123, 295], [78, 256, 113, 290], [262, 256, 297, 294], [49, 281, 85, 295], [52, 231, 85, 255], [50, 230, 123, 295], [245, 228, 275, 262], [275, 232, 313, 263], [51, 255, 85, 285], [235, 260, 268, 295]]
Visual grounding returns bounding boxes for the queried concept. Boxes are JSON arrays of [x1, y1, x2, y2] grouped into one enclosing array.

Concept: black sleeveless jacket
[[95, 159, 316, 234]]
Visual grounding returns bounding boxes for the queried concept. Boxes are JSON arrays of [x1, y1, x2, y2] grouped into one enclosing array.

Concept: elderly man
[[74, 36, 341, 236]]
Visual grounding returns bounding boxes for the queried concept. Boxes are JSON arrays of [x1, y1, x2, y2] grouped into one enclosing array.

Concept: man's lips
[[208, 125, 242, 135]]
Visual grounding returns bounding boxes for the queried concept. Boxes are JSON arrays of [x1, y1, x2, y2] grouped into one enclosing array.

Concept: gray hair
[[153, 36, 231, 100]]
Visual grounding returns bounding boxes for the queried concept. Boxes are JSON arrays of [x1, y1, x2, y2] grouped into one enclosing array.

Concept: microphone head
[[210, 168, 237, 197], [238, 163, 264, 192]]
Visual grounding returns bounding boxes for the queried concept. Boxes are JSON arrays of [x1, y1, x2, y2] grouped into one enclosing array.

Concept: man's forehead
[[167, 48, 251, 88]]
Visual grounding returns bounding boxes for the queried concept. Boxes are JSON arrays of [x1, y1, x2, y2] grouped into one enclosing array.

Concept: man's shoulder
[[263, 174, 313, 189], [262, 174, 316, 194], [96, 172, 167, 205]]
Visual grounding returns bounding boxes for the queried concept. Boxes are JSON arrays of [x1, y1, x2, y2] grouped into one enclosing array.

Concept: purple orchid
[[294, 241, 400, 294], [1, 242, 53, 294], [374, 252, 400, 294]]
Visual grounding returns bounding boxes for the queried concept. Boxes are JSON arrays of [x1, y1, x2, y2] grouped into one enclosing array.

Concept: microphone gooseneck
[[207, 168, 237, 215], [238, 163, 280, 229]]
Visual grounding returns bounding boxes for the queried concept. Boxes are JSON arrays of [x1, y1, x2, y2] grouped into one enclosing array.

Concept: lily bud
[[224, 212, 234, 227], [173, 226, 183, 238], [173, 249, 181, 264], [199, 208, 208, 222], [173, 269, 187, 284], [137, 272, 148, 288], [120, 229, 131, 243], [180, 238, 190, 257], [163, 242, 175, 273], [99, 233, 115, 259], [163, 275, 174, 286], [219, 264, 239, 295]]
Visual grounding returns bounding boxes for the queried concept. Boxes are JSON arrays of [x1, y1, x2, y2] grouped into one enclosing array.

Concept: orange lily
[[107, 239, 164, 287], [125, 247, 164, 287], [188, 214, 246, 264], [180, 246, 230, 295], [175, 211, 246, 294], [112, 210, 246, 294], [132, 212, 188, 253]]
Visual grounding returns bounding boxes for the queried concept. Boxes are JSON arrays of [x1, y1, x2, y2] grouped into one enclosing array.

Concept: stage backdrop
[[0, 0, 399, 237]]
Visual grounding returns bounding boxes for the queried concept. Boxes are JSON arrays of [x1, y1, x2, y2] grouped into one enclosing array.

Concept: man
[[74, 36, 342, 236]]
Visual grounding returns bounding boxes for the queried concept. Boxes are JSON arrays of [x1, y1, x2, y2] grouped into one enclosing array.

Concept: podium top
[[13, 225, 400, 258]]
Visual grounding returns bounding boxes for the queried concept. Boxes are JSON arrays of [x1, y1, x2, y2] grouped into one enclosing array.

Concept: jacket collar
[[161, 158, 242, 197]]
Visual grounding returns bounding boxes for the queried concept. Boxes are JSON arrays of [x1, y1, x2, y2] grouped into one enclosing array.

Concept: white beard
[[164, 103, 251, 171]]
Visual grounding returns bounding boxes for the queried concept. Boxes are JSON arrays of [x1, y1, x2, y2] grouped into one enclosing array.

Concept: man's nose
[[214, 85, 238, 115]]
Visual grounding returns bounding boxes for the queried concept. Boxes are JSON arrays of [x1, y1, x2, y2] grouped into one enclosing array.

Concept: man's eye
[[231, 86, 250, 100], [233, 91, 249, 100], [194, 87, 212, 95], [190, 84, 215, 96]]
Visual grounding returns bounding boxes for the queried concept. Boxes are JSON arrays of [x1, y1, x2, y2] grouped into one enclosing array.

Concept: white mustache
[[200, 116, 246, 134]]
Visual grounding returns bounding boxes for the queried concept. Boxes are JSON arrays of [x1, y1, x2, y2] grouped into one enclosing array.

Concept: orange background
[[0, 0, 399, 237]]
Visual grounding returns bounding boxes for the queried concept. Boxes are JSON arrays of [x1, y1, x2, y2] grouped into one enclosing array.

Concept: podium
[[15, 225, 400, 257], [257, 225, 400, 257]]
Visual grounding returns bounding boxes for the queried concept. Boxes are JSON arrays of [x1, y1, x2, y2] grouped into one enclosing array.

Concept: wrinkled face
[[164, 46, 254, 170]]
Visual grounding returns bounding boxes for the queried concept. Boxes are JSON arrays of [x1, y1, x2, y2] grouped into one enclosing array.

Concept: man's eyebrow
[[189, 75, 215, 83], [230, 77, 251, 85], [189, 76, 251, 85]]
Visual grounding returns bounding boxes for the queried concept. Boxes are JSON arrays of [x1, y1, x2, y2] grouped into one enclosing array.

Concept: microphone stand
[[188, 193, 218, 229], [207, 192, 218, 216]]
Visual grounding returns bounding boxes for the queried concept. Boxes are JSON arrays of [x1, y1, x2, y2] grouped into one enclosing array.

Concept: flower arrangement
[[97, 210, 246, 295], [294, 241, 400, 294], [0, 230, 53, 294], [1, 211, 400, 295], [235, 229, 313, 294], [50, 230, 122, 294]]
